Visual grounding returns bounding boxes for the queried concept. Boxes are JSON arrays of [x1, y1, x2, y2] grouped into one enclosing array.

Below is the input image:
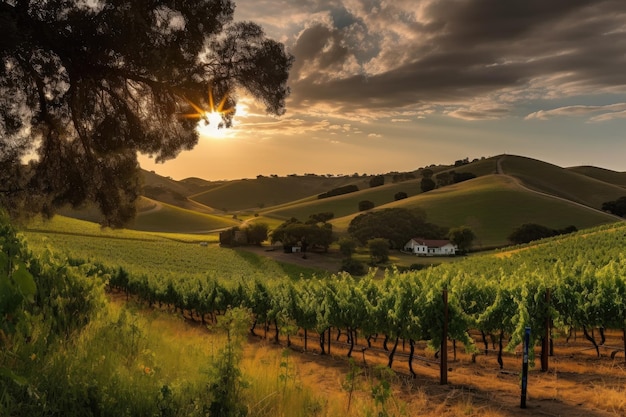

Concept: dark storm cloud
[[283, 0, 626, 119]]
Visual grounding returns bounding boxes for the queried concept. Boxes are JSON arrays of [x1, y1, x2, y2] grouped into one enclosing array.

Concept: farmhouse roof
[[411, 238, 454, 248]]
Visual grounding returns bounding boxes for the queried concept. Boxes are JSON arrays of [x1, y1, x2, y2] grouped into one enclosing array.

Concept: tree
[[448, 226, 475, 254], [420, 177, 436, 192], [369, 175, 385, 188], [602, 196, 626, 217], [508, 223, 555, 245], [368, 238, 390, 264], [394, 191, 408, 201], [358, 200, 375, 211], [245, 222, 268, 246], [338, 237, 358, 258], [0, 1, 293, 226], [348, 207, 446, 249]]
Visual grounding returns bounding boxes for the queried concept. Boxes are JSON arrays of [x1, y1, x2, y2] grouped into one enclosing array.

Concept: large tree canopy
[[0, 0, 293, 226]]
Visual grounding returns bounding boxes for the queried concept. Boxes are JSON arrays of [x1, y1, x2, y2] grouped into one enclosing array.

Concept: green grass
[[131, 200, 239, 232], [331, 175, 620, 248], [500, 154, 626, 209], [23, 216, 328, 281], [261, 179, 424, 221], [567, 165, 626, 188], [189, 175, 373, 212]]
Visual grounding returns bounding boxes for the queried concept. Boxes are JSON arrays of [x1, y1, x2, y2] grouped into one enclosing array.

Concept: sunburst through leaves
[[179, 86, 234, 139]]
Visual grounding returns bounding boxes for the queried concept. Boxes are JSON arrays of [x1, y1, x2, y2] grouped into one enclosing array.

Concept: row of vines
[[100, 224, 626, 377]]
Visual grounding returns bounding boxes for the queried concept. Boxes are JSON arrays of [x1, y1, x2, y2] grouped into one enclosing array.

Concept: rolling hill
[[53, 154, 625, 245]]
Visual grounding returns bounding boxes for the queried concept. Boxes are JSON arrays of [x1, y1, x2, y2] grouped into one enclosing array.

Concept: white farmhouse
[[404, 238, 457, 256]]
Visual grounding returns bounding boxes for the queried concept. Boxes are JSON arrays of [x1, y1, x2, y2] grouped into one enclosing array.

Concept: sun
[[197, 111, 229, 139], [178, 86, 234, 139]]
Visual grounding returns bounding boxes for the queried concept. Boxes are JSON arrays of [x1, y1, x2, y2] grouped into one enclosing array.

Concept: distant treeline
[[318, 184, 359, 199]]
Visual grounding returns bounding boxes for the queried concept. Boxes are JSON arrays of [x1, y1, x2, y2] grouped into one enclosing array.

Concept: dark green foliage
[[454, 158, 470, 167], [367, 238, 390, 264], [306, 212, 334, 224], [420, 177, 436, 192], [391, 172, 416, 183], [348, 208, 446, 249], [245, 222, 269, 246], [317, 184, 359, 199], [340, 258, 367, 276], [0, 0, 293, 226], [508, 223, 577, 244], [358, 200, 375, 211], [369, 175, 385, 188], [271, 218, 334, 252], [394, 191, 408, 201], [602, 196, 626, 217], [338, 237, 358, 258], [452, 171, 477, 183], [448, 226, 476, 253]]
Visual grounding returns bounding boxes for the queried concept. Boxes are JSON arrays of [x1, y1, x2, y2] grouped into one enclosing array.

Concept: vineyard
[[92, 222, 626, 378]]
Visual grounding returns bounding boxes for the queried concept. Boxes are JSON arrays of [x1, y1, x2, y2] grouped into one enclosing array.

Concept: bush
[[358, 200, 375, 211], [341, 258, 367, 276]]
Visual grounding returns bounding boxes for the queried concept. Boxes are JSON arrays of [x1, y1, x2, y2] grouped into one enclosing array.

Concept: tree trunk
[[582, 326, 600, 357], [481, 331, 489, 355], [274, 319, 279, 343], [387, 336, 399, 368], [347, 328, 355, 358], [497, 330, 504, 369], [383, 334, 389, 351], [408, 339, 416, 378]]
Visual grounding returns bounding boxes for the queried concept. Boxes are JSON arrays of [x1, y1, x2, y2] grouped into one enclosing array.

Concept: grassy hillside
[[131, 198, 239, 233], [261, 178, 423, 221], [567, 165, 626, 188], [189, 175, 375, 212], [499, 155, 626, 209], [331, 175, 620, 248]]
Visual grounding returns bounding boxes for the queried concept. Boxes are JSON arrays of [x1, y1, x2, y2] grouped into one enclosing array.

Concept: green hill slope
[[499, 155, 626, 209], [567, 166, 626, 188], [331, 175, 619, 248], [189, 175, 374, 212], [131, 198, 239, 233]]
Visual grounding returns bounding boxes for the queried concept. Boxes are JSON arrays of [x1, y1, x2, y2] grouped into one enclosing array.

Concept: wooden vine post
[[520, 327, 531, 409], [541, 288, 551, 372], [440, 288, 448, 385]]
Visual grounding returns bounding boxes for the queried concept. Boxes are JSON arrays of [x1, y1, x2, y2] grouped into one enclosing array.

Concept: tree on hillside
[[0, 1, 293, 226], [348, 207, 446, 249], [271, 218, 334, 252], [420, 177, 436, 192], [394, 191, 408, 201], [602, 196, 626, 217], [447, 226, 475, 254], [245, 222, 269, 246], [369, 175, 385, 188], [358, 200, 375, 211], [367, 238, 390, 264]]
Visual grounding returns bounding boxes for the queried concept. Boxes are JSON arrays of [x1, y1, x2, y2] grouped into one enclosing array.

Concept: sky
[[138, 0, 626, 181]]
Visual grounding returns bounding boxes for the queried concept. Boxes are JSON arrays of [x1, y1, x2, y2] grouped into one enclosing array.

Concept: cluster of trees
[[435, 171, 477, 188], [348, 208, 447, 249], [270, 213, 334, 252], [318, 185, 359, 199], [369, 175, 385, 188], [602, 196, 626, 217], [219, 222, 269, 246], [508, 223, 577, 245]]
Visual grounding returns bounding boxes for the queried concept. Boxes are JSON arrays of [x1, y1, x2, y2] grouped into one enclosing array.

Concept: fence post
[[440, 288, 448, 385]]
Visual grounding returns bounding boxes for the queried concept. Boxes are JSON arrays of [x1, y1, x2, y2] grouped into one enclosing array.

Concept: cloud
[[236, 0, 626, 122], [525, 103, 626, 121]]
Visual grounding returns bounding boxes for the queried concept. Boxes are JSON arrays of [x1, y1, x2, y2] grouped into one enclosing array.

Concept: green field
[[24, 216, 328, 281]]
